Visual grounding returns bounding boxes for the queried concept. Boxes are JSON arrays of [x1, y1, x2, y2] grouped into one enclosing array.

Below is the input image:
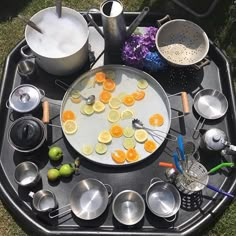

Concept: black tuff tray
[[1, 13, 236, 236]]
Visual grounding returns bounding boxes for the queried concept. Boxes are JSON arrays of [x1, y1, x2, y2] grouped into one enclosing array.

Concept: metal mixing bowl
[[112, 190, 145, 225]]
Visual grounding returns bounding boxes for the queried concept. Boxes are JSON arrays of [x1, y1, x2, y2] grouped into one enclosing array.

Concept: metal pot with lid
[[8, 116, 46, 153], [6, 84, 45, 113], [200, 128, 236, 155]]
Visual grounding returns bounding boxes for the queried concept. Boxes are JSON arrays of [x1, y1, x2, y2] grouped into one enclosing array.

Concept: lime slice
[[105, 70, 115, 80], [109, 97, 121, 109], [95, 143, 108, 154], [118, 92, 128, 102], [123, 138, 136, 149], [63, 120, 78, 135], [93, 100, 105, 112], [123, 126, 135, 137], [121, 109, 134, 120], [137, 79, 149, 89], [134, 129, 148, 143], [107, 109, 120, 123], [98, 130, 112, 143], [82, 144, 94, 155], [83, 104, 94, 115]]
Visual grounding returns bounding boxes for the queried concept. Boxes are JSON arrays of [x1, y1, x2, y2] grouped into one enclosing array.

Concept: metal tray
[[0, 12, 236, 236]]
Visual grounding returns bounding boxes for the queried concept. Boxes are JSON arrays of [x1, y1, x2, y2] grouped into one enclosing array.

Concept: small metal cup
[[14, 161, 41, 187], [17, 60, 36, 80], [29, 190, 58, 213]]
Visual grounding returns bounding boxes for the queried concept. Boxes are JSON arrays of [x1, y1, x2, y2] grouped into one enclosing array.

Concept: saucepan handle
[[48, 204, 71, 219], [157, 15, 171, 28], [164, 214, 177, 222], [20, 45, 35, 59], [193, 57, 210, 70], [150, 177, 163, 185], [168, 92, 190, 119], [104, 184, 113, 199]]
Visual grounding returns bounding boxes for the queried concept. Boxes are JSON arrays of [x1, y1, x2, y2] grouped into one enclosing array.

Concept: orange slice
[[123, 95, 135, 106], [149, 113, 164, 127], [110, 124, 123, 138], [99, 90, 112, 104], [111, 150, 126, 164], [103, 79, 116, 91], [144, 140, 157, 153], [95, 72, 106, 83], [132, 90, 145, 101], [126, 148, 139, 162], [62, 110, 76, 122]]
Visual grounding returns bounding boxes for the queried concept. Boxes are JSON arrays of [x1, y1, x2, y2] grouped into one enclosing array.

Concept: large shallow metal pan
[[60, 65, 179, 166]]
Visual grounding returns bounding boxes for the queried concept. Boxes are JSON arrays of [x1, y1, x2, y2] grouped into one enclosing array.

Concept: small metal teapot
[[200, 128, 236, 155]]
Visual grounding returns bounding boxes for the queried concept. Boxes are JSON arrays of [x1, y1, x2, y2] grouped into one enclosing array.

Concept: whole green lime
[[48, 146, 63, 161], [47, 168, 60, 181], [59, 164, 75, 177]]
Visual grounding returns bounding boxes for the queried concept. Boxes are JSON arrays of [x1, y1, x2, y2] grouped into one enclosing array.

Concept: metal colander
[[155, 19, 209, 66], [175, 160, 209, 195]]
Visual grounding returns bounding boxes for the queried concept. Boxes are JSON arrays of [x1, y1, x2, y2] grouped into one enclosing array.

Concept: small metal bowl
[[14, 161, 41, 187], [112, 190, 145, 226]]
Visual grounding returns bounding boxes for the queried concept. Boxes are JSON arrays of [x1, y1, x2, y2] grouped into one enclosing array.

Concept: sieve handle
[[193, 57, 210, 70], [157, 15, 171, 28], [42, 100, 49, 124], [159, 162, 176, 169]]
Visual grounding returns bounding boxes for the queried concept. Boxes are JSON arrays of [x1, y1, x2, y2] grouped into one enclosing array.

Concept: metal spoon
[[55, 79, 96, 105], [132, 118, 177, 141], [18, 15, 43, 34]]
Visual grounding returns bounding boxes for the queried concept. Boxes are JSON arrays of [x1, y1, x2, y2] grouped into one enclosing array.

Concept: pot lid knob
[[10, 118, 44, 150], [9, 84, 41, 113]]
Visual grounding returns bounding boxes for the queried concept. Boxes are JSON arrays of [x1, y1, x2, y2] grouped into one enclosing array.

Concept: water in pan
[[27, 11, 87, 58]]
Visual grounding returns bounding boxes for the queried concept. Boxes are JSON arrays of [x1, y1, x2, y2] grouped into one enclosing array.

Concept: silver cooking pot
[[21, 7, 89, 76], [49, 178, 113, 220]]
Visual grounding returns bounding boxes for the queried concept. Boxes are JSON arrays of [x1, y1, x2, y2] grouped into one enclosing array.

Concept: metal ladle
[[132, 118, 177, 141], [55, 80, 95, 105]]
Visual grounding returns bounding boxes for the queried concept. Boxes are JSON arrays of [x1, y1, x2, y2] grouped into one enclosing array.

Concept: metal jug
[[87, 0, 149, 53], [200, 128, 236, 155]]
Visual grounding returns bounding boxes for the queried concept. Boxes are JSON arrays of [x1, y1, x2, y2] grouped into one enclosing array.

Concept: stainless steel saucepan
[[49, 178, 113, 220]]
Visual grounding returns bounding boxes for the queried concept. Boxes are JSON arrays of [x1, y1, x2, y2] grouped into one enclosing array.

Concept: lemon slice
[[107, 109, 120, 123], [95, 143, 108, 154], [105, 70, 115, 80], [134, 129, 148, 143], [109, 97, 121, 109], [93, 100, 105, 112], [118, 92, 128, 102], [82, 144, 94, 155], [83, 104, 94, 115], [137, 79, 148, 89], [98, 130, 112, 143], [121, 109, 134, 120], [63, 120, 78, 135], [80, 104, 86, 115], [123, 138, 136, 149], [70, 90, 81, 98], [123, 126, 135, 137]]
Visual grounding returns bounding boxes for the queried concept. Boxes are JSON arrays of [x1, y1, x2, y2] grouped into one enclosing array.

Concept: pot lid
[[9, 117, 44, 150], [9, 84, 41, 113], [204, 128, 227, 151]]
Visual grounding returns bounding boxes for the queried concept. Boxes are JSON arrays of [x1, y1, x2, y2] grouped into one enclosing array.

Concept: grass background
[[0, 0, 236, 235]]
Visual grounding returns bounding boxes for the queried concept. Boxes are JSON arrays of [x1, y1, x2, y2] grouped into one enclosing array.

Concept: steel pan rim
[[155, 19, 209, 67], [146, 181, 181, 218], [70, 178, 109, 220], [60, 64, 172, 166], [193, 88, 228, 120]]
